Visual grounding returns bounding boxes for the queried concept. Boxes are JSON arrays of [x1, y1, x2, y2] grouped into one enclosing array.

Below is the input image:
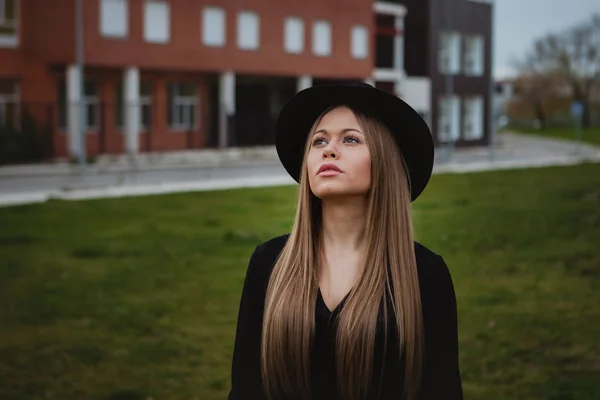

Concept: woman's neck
[[320, 196, 368, 252]]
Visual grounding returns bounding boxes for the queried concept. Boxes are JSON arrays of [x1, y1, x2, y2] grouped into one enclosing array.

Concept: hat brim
[[275, 84, 435, 202]]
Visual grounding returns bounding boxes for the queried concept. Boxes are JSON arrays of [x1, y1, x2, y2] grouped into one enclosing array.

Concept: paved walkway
[[1, 132, 599, 208]]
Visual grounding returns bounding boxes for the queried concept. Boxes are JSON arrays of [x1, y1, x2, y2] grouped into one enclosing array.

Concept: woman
[[228, 83, 463, 400]]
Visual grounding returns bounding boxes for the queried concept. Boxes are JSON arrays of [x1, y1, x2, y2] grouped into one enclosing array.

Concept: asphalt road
[[0, 162, 289, 195]]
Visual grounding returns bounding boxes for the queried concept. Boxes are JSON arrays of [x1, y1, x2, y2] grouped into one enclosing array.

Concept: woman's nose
[[322, 148, 337, 159]]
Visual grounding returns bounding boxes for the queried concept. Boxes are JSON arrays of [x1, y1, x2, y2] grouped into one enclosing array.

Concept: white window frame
[[237, 11, 260, 50], [0, 79, 20, 128], [83, 82, 101, 134], [463, 96, 484, 140], [464, 35, 484, 76], [284, 17, 304, 54], [312, 20, 332, 57], [438, 95, 460, 142], [100, 0, 129, 38], [202, 6, 226, 47], [168, 83, 199, 132], [144, 0, 170, 44], [0, 0, 19, 47], [350, 24, 368, 59], [439, 31, 461, 75]]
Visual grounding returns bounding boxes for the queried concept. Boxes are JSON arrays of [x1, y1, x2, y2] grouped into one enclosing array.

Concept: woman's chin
[[311, 184, 368, 200]]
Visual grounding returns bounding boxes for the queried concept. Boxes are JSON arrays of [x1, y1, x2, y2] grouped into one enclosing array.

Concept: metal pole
[[76, 0, 86, 168], [444, 0, 455, 162], [575, 113, 582, 155], [488, 0, 496, 162]]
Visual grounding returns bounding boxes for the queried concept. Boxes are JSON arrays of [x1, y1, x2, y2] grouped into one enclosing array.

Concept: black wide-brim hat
[[275, 82, 434, 202]]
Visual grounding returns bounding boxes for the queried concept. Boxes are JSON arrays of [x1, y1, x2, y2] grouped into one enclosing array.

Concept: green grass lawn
[[1, 163, 600, 400], [511, 126, 600, 147]]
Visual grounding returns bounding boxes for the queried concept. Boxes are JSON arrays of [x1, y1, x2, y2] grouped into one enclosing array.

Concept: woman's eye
[[312, 136, 360, 146]]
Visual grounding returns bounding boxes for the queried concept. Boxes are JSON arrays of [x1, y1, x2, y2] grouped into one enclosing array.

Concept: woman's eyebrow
[[313, 128, 364, 136]]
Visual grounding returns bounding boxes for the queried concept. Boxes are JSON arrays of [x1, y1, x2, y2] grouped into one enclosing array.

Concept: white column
[[394, 16, 405, 98], [364, 78, 375, 87], [219, 71, 235, 148], [124, 67, 141, 155], [297, 75, 312, 92], [67, 65, 83, 159], [394, 16, 404, 71], [394, 80, 403, 98]]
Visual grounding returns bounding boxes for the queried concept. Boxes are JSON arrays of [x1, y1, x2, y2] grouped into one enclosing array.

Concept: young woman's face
[[306, 106, 372, 199]]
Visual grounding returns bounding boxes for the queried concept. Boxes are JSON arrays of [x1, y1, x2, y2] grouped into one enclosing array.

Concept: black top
[[228, 234, 463, 400]]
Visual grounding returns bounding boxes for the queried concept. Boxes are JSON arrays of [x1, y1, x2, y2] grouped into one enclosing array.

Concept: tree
[[514, 14, 600, 127], [509, 72, 553, 130]]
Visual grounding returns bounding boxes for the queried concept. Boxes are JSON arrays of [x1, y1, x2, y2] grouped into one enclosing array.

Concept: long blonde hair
[[261, 106, 424, 400]]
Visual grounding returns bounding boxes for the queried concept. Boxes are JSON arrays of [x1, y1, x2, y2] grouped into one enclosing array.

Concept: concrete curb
[[2, 153, 599, 208], [0, 191, 55, 207]]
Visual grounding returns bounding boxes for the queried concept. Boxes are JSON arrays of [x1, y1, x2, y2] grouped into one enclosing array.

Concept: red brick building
[[0, 0, 491, 164]]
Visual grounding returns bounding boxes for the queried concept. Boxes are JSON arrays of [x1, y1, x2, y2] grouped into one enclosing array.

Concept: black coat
[[228, 234, 463, 400]]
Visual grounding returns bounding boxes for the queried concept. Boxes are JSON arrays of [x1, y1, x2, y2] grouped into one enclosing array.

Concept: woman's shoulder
[[252, 233, 290, 262], [413, 241, 457, 303], [244, 233, 290, 283], [413, 241, 453, 282]]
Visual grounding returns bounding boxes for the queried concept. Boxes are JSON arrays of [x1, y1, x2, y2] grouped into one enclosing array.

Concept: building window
[[84, 82, 101, 132], [100, 0, 128, 38], [0, 0, 18, 47], [463, 96, 484, 140], [438, 95, 460, 142], [167, 83, 198, 131], [284, 17, 304, 54], [312, 20, 331, 56], [0, 78, 19, 128], [375, 14, 401, 69], [140, 85, 152, 131], [115, 82, 153, 131], [202, 6, 225, 47], [439, 31, 461, 74], [237, 11, 259, 50], [350, 25, 368, 59], [144, 0, 170, 44], [57, 80, 100, 132], [464, 35, 484, 76]]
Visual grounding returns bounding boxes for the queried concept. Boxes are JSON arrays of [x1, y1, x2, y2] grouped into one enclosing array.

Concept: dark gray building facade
[[385, 0, 493, 146]]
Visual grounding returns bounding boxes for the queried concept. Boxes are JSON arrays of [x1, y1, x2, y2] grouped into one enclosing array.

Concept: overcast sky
[[494, 0, 600, 79]]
